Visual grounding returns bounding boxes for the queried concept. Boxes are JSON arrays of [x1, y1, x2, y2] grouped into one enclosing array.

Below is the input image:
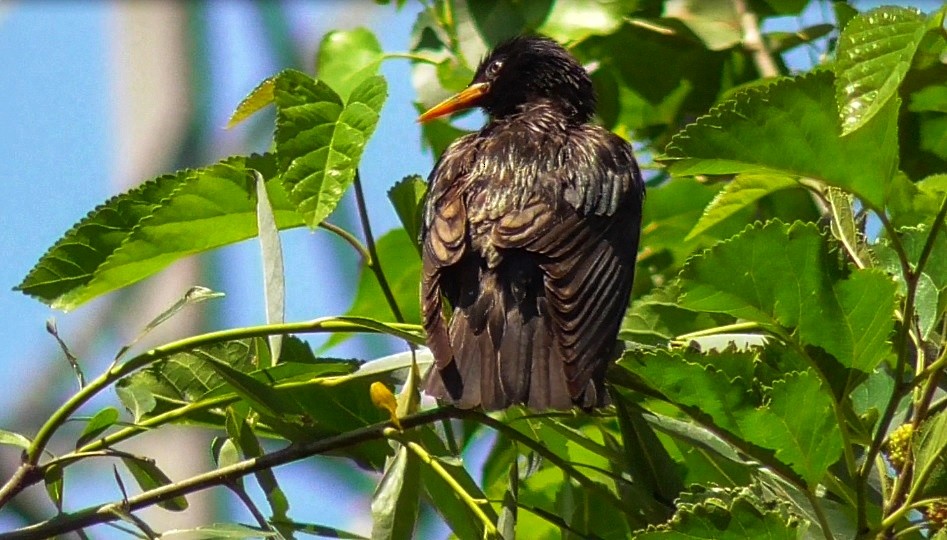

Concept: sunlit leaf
[[227, 76, 276, 128], [316, 28, 385, 100], [0, 429, 32, 451], [274, 71, 387, 228], [121, 456, 188, 511], [663, 72, 899, 210], [835, 6, 929, 135], [255, 171, 285, 362], [636, 489, 799, 539], [17, 154, 304, 310]]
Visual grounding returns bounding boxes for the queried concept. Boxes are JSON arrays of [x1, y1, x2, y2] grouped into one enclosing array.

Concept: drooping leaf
[[255, 171, 285, 363], [686, 174, 799, 241], [17, 154, 304, 310], [43, 464, 63, 512], [273, 71, 387, 228], [913, 410, 947, 498], [0, 429, 32, 451], [835, 6, 929, 135], [75, 406, 120, 448], [226, 409, 291, 533], [387, 175, 427, 251], [371, 445, 421, 540], [121, 456, 188, 511], [316, 28, 385, 100], [679, 220, 897, 376], [663, 0, 742, 51], [663, 72, 899, 210]]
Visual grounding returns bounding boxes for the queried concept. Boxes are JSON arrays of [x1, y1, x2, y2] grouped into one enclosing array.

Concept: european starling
[[418, 36, 644, 410]]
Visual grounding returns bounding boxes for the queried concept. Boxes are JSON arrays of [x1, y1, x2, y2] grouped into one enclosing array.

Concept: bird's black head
[[418, 36, 595, 124]]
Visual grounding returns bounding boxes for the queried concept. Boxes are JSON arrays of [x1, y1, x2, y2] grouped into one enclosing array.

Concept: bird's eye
[[486, 60, 503, 78]]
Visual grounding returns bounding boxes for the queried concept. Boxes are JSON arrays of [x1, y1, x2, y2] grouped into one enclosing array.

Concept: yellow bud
[[370, 382, 402, 430]]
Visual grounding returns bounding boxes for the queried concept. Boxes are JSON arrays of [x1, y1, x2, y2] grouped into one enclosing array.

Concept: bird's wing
[[492, 134, 643, 403]]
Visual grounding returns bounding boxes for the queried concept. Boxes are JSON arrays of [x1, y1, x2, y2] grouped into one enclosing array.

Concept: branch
[[2, 408, 455, 539], [0, 316, 423, 509], [733, 0, 780, 78]]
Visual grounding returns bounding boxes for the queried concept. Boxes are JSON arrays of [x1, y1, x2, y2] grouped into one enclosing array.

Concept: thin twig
[[319, 221, 371, 262], [353, 170, 405, 323], [733, 0, 780, 78], [0, 317, 422, 508]]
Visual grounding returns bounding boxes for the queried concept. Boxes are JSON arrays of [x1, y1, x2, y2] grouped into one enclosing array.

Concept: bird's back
[[422, 111, 644, 410]]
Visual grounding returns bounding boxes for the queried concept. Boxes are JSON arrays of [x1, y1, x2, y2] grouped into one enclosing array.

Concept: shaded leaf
[[371, 445, 421, 540], [664, 0, 741, 51], [121, 456, 188, 511], [914, 410, 947, 498], [44, 464, 63, 512], [680, 221, 896, 376], [663, 72, 899, 210], [76, 406, 120, 448], [387, 175, 427, 251], [686, 174, 799, 241], [835, 6, 928, 135]]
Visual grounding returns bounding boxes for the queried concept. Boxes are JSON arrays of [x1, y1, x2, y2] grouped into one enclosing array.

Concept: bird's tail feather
[[424, 269, 574, 410]]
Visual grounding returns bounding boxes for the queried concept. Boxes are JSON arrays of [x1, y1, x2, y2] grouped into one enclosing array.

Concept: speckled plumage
[[420, 36, 645, 410]]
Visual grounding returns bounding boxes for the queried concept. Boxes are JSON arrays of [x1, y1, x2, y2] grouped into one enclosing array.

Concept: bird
[[417, 35, 645, 410]]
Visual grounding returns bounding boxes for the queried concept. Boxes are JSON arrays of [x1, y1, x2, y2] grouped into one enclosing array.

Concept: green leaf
[[664, 0, 741, 51], [227, 76, 276, 128], [255, 171, 285, 362], [738, 371, 843, 485], [679, 221, 897, 375], [316, 28, 385, 100], [226, 408, 291, 529], [121, 456, 188, 511], [538, 0, 637, 42], [371, 445, 421, 540], [161, 524, 279, 539], [498, 455, 518, 540], [613, 396, 684, 509], [274, 71, 387, 228], [418, 427, 496, 539], [663, 72, 899, 210], [387, 175, 427, 251], [620, 284, 730, 346], [616, 348, 843, 486], [914, 411, 947, 498], [765, 24, 835, 54], [17, 154, 305, 310], [686, 174, 799, 241], [636, 489, 799, 539], [467, 0, 553, 45], [44, 464, 63, 512], [270, 520, 367, 539], [75, 406, 120, 448], [835, 6, 928, 135], [0, 429, 32, 451]]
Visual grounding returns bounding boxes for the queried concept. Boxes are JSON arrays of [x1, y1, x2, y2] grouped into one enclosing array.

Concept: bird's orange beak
[[417, 82, 489, 123]]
